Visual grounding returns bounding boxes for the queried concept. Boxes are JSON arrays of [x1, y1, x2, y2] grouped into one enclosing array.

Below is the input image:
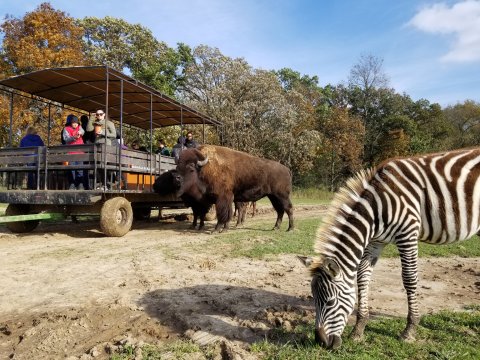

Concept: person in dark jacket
[[184, 131, 198, 148], [19, 126, 44, 189], [171, 136, 186, 164], [156, 139, 171, 156]]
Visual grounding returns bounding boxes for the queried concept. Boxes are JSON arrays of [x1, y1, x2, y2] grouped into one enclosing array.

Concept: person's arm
[[86, 116, 95, 132], [63, 128, 75, 144], [106, 121, 117, 139]]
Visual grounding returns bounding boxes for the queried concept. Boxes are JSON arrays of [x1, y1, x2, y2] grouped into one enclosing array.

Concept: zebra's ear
[[322, 257, 341, 279], [297, 255, 313, 267]]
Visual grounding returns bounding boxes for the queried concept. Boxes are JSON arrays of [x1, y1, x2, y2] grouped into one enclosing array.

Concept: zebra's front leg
[[351, 242, 385, 341], [397, 239, 420, 341]]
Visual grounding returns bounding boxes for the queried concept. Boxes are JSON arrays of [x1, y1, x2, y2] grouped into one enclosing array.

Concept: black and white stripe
[[308, 148, 480, 347]]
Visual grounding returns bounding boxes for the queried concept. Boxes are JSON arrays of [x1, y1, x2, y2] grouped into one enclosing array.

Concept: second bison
[[176, 145, 294, 232]]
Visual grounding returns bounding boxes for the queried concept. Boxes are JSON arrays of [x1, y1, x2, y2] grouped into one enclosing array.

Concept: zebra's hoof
[[349, 330, 364, 342], [399, 331, 416, 342]]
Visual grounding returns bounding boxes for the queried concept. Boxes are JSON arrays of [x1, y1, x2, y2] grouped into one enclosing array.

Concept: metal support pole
[[47, 104, 51, 146], [103, 69, 109, 189], [119, 80, 124, 191], [9, 92, 13, 147], [149, 94, 153, 191], [180, 107, 184, 140]]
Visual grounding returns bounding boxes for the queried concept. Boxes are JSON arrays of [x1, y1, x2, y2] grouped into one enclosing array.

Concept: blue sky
[[1, 0, 479, 107]]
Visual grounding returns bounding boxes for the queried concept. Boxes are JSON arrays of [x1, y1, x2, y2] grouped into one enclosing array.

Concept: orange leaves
[[1, 3, 86, 75]]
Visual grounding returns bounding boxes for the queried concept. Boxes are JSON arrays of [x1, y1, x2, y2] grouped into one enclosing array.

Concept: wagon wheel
[[5, 204, 39, 233], [133, 206, 151, 221], [100, 197, 133, 237]]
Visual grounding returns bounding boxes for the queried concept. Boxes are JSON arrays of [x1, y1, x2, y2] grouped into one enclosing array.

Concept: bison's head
[[153, 170, 180, 195], [176, 148, 209, 200]]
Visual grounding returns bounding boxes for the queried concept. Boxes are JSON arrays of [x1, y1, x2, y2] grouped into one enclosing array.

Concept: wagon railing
[[0, 144, 176, 192]]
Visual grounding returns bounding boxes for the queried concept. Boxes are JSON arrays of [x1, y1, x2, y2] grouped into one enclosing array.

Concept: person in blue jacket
[[19, 126, 45, 189], [20, 125, 44, 147]]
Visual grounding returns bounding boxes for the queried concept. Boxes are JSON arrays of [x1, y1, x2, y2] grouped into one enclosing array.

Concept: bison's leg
[[198, 212, 206, 230], [240, 203, 247, 224], [215, 194, 234, 232], [268, 195, 285, 230], [235, 202, 247, 227], [234, 202, 242, 227], [190, 212, 198, 230], [284, 198, 294, 231], [269, 195, 294, 231], [251, 201, 256, 217]]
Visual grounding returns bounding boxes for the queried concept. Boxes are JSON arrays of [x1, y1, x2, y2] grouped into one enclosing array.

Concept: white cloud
[[409, 0, 480, 62]]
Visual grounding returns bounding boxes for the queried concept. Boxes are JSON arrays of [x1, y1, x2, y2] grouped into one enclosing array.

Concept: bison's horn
[[197, 156, 209, 167]]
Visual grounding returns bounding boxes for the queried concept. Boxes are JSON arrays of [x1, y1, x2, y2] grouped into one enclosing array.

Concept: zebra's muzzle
[[315, 327, 342, 349]]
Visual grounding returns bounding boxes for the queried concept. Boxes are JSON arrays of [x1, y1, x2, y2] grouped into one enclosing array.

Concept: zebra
[[299, 148, 480, 349]]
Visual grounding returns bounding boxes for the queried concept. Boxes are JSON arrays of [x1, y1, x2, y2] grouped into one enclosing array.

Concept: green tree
[[443, 100, 480, 149], [315, 107, 365, 190], [78, 16, 186, 95]]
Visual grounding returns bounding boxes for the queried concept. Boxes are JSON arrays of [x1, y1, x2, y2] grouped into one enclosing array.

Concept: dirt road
[[0, 207, 479, 359]]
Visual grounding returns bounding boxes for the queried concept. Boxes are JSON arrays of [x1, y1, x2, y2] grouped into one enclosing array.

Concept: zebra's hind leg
[[397, 238, 420, 341], [350, 242, 385, 341]]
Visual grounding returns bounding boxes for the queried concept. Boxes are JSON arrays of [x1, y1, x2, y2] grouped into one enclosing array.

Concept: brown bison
[[176, 145, 294, 232]]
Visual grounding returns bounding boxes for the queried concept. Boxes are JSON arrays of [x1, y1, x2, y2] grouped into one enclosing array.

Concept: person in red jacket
[[62, 115, 87, 190]]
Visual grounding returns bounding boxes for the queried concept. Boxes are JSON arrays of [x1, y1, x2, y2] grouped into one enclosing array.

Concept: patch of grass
[[110, 340, 208, 360], [292, 187, 334, 205], [381, 236, 480, 258], [251, 308, 480, 360], [253, 187, 333, 207], [197, 216, 480, 260], [197, 217, 321, 259], [109, 309, 479, 359]]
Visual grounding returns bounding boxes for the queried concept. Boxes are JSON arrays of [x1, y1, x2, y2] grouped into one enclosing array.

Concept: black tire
[[5, 204, 39, 233], [133, 207, 151, 221], [100, 197, 133, 237]]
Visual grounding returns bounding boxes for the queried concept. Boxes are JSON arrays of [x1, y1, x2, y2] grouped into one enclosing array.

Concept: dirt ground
[[0, 206, 479, 359]]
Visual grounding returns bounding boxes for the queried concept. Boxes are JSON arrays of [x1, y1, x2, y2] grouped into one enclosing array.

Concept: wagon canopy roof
[[0, 66, 221, 130]]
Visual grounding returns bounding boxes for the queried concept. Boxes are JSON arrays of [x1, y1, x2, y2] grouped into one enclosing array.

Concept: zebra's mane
[[311, 167, 377, 273]]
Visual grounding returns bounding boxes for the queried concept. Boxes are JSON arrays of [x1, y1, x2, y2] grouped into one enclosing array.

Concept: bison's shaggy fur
[[176, 145, 294, 232], [153, 170, 212, 230]]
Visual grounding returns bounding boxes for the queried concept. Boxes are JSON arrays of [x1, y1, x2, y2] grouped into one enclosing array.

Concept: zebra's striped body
[[307, 148, 480, 348]]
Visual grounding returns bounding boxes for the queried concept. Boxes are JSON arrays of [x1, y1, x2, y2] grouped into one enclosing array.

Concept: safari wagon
[[0, 66, 221, 236]]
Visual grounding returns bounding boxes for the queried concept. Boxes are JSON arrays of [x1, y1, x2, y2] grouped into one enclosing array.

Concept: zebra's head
[[300, 256, 356, 349]]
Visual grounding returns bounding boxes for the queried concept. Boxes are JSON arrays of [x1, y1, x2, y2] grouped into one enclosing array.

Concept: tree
[[347, 54, 393, 165], [78, 16, 186, 96], [0, 2, 85, 76], [348, 53, 389, 94], [180, 45, 320, 178], [443, 100, 480, 149], [315, 107, 365, 191], [0, 2, 86, 147]]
